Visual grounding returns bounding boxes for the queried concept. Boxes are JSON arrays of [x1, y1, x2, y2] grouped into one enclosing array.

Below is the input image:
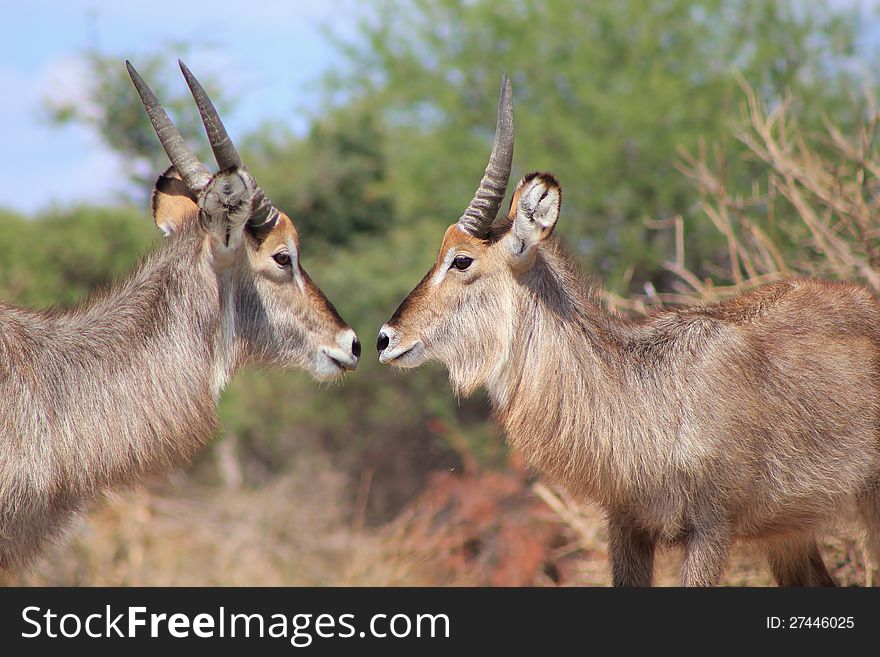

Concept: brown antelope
[[377, 76, 880, 586], [0, 61, 361, 570]]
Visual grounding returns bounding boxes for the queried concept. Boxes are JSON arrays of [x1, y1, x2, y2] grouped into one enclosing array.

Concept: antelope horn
[[457, 74, 515, 237], [178, 60, 242, 171], [178, 60, 278, 227], [125, 61, 212, 192]]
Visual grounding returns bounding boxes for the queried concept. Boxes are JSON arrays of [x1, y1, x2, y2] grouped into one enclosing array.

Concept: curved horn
[[178, 60, 277, 227], [457, 74, 515, 237], [125, 61, 212, 192], [178, 60, 243, 171]]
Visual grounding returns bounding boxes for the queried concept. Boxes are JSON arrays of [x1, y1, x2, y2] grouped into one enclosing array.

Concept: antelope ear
[[199, 169, 255, 255], [151, 166, 199, 235], [506, 172, 561, 263]]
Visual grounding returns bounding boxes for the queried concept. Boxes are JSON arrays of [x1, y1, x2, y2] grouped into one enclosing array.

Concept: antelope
[[377, 76, 880, 586], [0, 61, 361, 570]]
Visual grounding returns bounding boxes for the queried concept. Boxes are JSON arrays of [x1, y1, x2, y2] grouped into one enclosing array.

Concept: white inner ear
[[157, 221, 175, 237], [509, 179, 561, 259], [222, 201, 252, 251], [505, 230, 529, 258], [201, 171, 255, 260]]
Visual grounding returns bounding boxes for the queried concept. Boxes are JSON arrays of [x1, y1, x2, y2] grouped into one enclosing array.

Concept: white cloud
[[0, 1, 369, 214], [38, 56, 99, 120], [0, 49, 126, 214]]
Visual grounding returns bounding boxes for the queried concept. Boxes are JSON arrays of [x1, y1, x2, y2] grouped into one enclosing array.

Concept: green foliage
[[327, 0, 861, 291], [0, 205, 158, 308], [243, 101, 395, 245]]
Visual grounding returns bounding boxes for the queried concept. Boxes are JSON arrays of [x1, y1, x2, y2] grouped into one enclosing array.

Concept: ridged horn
[[457, 74, 515, 237], [125, 60, 212, 192], [178, 60, 242, 171]]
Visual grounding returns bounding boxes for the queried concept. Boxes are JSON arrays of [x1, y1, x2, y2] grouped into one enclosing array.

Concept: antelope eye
[[451, 255, 473, 271], [272, 251, 292, 268]]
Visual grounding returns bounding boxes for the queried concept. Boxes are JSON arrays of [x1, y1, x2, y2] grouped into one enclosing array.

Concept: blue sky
[[4, 1, 880, 215], [0, 1, 365, 213]]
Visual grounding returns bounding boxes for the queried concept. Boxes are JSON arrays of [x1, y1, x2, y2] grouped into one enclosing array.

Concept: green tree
[[327, 0, 862, 291], [243, 101, 395, 245], [0, 205, 157, 308]]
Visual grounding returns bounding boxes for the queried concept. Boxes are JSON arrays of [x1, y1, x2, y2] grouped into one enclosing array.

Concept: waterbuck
[[0, 61, 361, 569], [376, 76, 880, 586]]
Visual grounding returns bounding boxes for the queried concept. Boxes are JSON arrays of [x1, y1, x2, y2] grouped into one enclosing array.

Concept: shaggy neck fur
[[482, 241, 669, 512], [0, 224, 238, 568]]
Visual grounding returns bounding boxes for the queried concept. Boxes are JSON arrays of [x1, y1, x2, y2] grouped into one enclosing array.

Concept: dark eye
[[272, 251, 291, 268], [451, 255, 473, 271]]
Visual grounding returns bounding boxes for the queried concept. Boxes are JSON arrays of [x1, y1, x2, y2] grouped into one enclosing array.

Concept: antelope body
[[377, 77, 880, 586], [0, 61, 360, 569]]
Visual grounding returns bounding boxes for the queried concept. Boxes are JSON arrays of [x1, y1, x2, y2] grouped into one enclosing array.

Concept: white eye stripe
[[282, 239, 306, 293], [430, 248, 458, 287]]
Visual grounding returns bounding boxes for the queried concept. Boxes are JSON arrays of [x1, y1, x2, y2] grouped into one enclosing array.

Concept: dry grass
[[608, 79, 880, 315], [2, 456, 420, 587], [3, 464, 872, 586], [347, 469, 873, 587]]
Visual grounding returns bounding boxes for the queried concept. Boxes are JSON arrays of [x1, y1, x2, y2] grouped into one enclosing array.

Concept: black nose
[[352, 336, 361, 358], [377, 332, 390, 353]]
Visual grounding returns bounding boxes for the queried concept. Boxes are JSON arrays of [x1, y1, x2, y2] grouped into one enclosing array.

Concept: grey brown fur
[[379, 171, 880, 586], [0, 63, 359, 569], [0, 227, 220, 568], [497, 244, 880, 586]]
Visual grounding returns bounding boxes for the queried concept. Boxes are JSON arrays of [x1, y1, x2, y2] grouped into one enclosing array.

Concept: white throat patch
[[211, 285, 237, 400]]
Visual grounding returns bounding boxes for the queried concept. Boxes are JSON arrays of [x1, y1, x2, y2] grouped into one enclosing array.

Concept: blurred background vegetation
[[3, 0, 880, 585]]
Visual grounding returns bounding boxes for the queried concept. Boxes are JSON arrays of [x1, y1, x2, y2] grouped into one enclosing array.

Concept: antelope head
[[128, 60, 360, 382], [376, 76, 562, 394]]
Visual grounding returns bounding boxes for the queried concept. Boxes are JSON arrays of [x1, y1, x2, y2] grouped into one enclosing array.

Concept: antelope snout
[[376, 324, 425, 367], [377, 324, 397, 355], [377, 331, 390, 353], [317, 327, 360, 378]]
